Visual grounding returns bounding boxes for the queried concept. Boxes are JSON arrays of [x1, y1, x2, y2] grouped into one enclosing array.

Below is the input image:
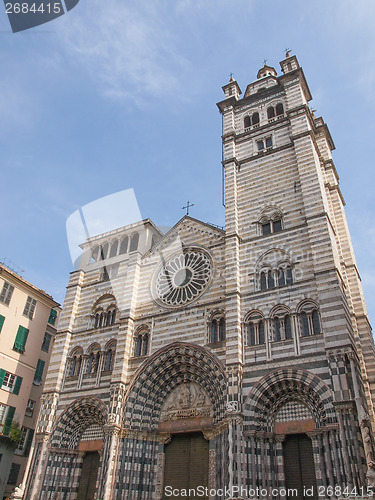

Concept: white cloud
[[56, 0, 190, 106]]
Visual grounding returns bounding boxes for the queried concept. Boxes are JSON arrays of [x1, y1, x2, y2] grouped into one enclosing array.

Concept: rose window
[[154, 250, 212, 307]]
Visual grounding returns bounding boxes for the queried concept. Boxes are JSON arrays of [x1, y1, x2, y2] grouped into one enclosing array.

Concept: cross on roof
[[263, 59, 267, 66], [285, 48, 292, 57], [182, 201, 194, 216]]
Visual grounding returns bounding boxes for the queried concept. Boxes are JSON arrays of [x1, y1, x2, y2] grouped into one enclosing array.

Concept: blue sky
[[1, 0, 374, 325]]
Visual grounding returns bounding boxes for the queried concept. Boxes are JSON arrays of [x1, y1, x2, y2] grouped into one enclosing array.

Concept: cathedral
[[23, 53, 375, 500]]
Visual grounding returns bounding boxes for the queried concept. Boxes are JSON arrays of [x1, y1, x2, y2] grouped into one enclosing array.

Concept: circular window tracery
[[153, 249, 212, 307]]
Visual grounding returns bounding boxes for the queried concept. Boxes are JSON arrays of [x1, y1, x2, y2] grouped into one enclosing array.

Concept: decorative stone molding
[[109, 382, 127, 425], [154, 452, 165, 500], [208, 449, 216, 490], [333, 401, 356, 414], [103, 425, 121, 437], [157, 433, 172, 445], [203, 419, 231, 440], [226, 401, 239, 413], [160, 383, 212, 422]]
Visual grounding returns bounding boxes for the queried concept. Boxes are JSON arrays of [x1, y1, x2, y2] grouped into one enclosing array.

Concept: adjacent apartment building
[[0, 263, 59, 499]]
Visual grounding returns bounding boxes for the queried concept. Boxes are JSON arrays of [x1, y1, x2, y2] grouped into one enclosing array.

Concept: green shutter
[[23, 428, 34, 457], [34, 360, 45, 383], [0, 368, 5, 387], [48, 309, 57, 325], [13, 326, 29, 353], [3, 406, 15, 436], [13, 376, 22, 395], [0, 315, 5, 332]]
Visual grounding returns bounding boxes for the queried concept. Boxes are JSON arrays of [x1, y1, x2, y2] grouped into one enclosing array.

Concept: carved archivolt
[[160, 383, 212, 422]]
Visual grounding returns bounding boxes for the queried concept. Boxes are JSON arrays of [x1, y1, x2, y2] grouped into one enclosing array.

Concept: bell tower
[[217, 52, 375, 490]]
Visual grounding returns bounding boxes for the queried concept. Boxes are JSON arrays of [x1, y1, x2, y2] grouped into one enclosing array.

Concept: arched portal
[[123, 342, 227, 430], [118, 343, 227, 499], [243, 369, 338, 498], [40, 397, 108, 500]]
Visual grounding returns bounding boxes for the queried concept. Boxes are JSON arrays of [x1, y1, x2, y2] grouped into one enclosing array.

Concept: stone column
[[154, 436, 169, 500], [95, 350, 105, 386], [102, 425, 121, 500], [275, 435, 286, 500], [208, 445, 216, 500], [26, 435, 50, 500], [347, 351, 375, 491], [336, 407, 354, 489], [78, 354, 88, 388], [291, 313, 300, 355]]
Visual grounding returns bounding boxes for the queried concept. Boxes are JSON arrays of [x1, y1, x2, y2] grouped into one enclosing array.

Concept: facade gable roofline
[[143, 215, 224, 258]]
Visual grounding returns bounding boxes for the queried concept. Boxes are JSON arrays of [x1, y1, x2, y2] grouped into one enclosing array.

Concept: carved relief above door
[[159, 383, 213, 433]]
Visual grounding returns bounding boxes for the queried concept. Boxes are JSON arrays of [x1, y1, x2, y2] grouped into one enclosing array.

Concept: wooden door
[[283, 434, 318, 500], [77, 451, 100, 500], [163, 433, 209, 499]]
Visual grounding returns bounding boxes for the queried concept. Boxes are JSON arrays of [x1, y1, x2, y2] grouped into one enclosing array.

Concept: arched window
[[248, 323, 255, 346], [258, 320, 265, 344], [134, 329, 150, 357], [219, 318, 226, 341], [312, 310, 321, 335], [109, 309, 116, 325], [92, 295, 117, 329], [286, 266, 293, 284], [260, 214, 283, 235], [252, 112, 260, 125], [100, 243, 109, 260], [104, 349, 113, 371], [94, 312, 101, 329], [260, 272, 267, 290], [86, 347, 100, 374], [209, 314, 226, 343], [210, 321, 217, 343], [285, 315, 292, 339], [262, 221, 271, 235], [109, 240, 118, 258], [274, 317, 281, 342], [246, 313, 266, 346], [129, 233, 139, 252], [272, 312, 293, 341], [298, 303, 321, 337], [277, 266, 293, 287], [276, 103, 284, 116], [267, 106, 275, 119], [135, 335, 143, 357], [70, 357, 76, 376], [301, 312, 310, 337], [103, 342, 116, 371], [267, 270, 275, 288], [68, 348, 83, 377], [119, 236, 128, 255], [278, 268, 285, 286], [142, 334, 149, 356], [244, 116, 251, 128], [87, 353, 94, 374], [273, 218, 282, 232]]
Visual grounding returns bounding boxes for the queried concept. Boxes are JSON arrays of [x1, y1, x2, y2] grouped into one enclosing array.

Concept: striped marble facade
[[23, 54, 375, 500]]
